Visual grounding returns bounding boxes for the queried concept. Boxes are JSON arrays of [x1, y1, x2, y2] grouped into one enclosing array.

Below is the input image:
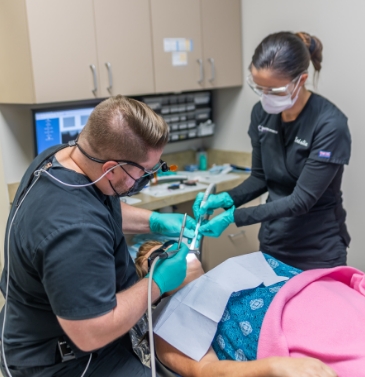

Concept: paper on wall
[[172, 52, 188, 66], [163, 38, 193, 52]]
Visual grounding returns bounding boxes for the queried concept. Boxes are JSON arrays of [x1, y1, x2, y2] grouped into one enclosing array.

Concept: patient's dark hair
[[250, 31, 323, 82]]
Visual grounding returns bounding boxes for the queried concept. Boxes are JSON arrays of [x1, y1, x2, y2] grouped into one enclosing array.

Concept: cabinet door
[[93, 0, 155, 98], [201, 199, 260, 271], [26, 0, 99, 103], [201, 0, 243, 89], [150, 0, 204, 93]]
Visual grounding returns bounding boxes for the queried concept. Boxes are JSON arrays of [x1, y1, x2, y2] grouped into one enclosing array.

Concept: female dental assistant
[[193, 31, 351, 270]]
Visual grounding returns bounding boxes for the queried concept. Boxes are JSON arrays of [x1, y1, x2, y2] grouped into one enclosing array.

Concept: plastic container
[[197, 149, 208, 171]]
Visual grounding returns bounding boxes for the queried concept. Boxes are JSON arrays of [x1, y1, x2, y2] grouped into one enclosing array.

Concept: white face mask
[[260, 76, 302, 114]]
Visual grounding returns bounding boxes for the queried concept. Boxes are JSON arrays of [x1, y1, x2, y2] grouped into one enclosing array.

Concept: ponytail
[[296, 32, 323, 73]]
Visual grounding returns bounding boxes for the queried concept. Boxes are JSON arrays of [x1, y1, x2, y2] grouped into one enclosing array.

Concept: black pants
[[1, 340, 158, 377]]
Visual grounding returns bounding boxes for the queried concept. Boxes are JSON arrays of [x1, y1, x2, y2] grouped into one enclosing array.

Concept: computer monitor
[[33, 105, 97, 155]]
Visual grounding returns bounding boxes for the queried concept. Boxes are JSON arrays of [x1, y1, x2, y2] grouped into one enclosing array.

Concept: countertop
[[129, 172, 249, 211]]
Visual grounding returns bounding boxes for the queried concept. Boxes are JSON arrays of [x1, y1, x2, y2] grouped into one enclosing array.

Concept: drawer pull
[[208, 57, 215, 83], [197, 58, 204, 84], [228, 230, 246, 240], [105, 62, 113, 94], [90, 64, 98, 96]]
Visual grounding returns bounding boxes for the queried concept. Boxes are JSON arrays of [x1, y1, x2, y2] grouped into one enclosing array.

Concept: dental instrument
[[189, 183, 216, 252]]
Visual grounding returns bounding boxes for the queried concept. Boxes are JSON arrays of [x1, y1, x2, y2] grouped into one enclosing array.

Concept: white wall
[[212, 0, 365, 270]]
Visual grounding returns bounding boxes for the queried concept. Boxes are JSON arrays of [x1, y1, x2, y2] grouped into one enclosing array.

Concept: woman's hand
[[193, 192, 234, 219], [198, 206, 235, 237], [269, 357, 337, 377]]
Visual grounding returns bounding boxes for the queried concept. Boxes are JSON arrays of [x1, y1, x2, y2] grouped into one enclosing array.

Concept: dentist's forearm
[[121, 202, 152, 233]]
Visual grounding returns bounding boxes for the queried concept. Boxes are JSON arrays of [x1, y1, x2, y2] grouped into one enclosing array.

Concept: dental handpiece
[[189, 209, 206, 251], [190, 183, 216, 251]]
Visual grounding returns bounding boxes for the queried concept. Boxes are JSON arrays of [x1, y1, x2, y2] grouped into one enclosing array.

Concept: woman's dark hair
[[251, 31, 323, 82]]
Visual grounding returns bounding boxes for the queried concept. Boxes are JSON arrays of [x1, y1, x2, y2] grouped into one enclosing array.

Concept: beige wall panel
[[201, 0, 243, 89], [150, 0, 204, 93], [0, 0, 35, 103], [93, 0, 155, 97], [26, 0, 99, 103]]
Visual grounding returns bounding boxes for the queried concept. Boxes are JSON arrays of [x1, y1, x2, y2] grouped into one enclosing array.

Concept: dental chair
[[155, 357, 178, 377]]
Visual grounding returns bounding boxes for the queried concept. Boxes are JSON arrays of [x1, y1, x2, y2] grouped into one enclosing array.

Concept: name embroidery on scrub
[[294, 136, 308, 147], [258, 125, 278, 134], [319, 150, 331, 158]]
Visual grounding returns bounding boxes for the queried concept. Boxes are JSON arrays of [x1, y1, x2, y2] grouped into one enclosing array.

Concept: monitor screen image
[[33, 106, 95, 155]]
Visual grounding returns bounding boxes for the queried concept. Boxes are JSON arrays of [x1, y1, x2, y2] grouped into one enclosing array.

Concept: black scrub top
[[0, 145, 138, 367], [228, 93, 351, 270]]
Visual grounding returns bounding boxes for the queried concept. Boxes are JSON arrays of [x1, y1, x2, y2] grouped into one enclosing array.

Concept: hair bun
[[309, 37, 316, 55], [296, 32, 323, 73]]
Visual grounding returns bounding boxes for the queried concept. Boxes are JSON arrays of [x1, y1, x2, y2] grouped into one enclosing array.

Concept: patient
[[135, 242, 365, 377]]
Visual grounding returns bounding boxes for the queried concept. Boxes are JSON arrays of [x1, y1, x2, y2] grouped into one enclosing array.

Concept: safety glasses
[[246, 73, 305, 96], [76, 141, 168, 176], [75, 141, 177, 195]]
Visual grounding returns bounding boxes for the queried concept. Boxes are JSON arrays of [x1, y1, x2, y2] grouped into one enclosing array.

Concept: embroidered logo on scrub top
[[294, 136, 308, 147], [319, 151, 331, 158], [258, 125, 278, 134]]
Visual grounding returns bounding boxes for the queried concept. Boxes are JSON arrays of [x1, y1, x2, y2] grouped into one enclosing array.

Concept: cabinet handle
[[197, 58, 204, 84], [90, 64, 98, 96], [105, 62, 113, 95], [228, 230, 246, 240], [208, 58, 215, 83]]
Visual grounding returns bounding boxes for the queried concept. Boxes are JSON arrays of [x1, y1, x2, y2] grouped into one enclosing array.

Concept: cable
[[80, 354, 92, 377], [0, 164, 121, 376], [34, 162, 122, 188], [1, 173, 41, 377], [147, 256, 160, 377]]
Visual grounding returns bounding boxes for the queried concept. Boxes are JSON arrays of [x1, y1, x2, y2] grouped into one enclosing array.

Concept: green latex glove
[[146, 242, 189, 294], [193, 192, 234, 219], [198, 205, 235, 237], [149, 212, 196, 240]]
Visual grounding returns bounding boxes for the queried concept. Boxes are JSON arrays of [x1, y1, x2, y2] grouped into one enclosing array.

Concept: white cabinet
[[150, 0, 243, 93], [93, 0, 155, 98], [201, 0, 243, 89], [26, 0, 98, 103], [150, 0, 204, 93], [0, 0, 156, 103], [0, 0, 243, 103]]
